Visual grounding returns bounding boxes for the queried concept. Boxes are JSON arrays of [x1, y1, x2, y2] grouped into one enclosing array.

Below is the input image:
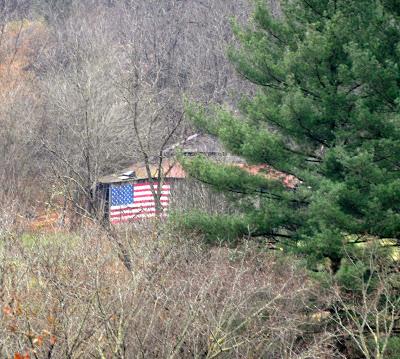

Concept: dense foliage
[[183, 0, 400, 271]]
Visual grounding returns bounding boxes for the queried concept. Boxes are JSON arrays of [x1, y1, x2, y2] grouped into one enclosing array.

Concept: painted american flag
[[109, 182, 170, 224]]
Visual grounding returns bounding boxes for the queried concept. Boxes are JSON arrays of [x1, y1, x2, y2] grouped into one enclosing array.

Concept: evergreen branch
[[301, 0, 330, 19], [296, 117, 330, 147], [190, 175, 309, 206]]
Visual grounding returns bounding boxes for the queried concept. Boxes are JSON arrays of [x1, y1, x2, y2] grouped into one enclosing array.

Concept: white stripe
[[134, 190, 170, 197], [110, 197, 169, 210]]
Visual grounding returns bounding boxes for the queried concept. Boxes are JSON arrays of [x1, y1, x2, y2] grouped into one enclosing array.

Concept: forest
[[0, 0, 399, 358]]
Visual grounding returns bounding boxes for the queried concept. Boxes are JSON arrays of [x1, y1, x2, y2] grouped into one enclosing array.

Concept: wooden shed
[[95, 134, 298, 224]]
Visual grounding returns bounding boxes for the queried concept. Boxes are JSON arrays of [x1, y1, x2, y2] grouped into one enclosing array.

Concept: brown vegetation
[[0, 2, 398, 359], [1, 224, 338, 359]]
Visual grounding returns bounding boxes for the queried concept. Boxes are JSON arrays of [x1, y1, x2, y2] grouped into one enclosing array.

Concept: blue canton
[[111, 183, 134, 206]]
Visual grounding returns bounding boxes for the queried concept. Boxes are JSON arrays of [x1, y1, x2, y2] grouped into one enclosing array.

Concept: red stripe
[[115, 209, 167, 217], [110, 206, 168, 214], [133, 194, 170, 199], [134, 191, 170, 195], [110, 200, 169, 212], [111, 216, 167, 224], [110, 182, 171, 224], [110, 204, 168, 216], [131, 198, 169, 203], [111, 210, 167, 222], [134, 186, 170, 191], [111, 211, 168, 219]]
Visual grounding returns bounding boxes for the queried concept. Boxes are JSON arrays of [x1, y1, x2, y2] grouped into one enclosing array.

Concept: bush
[[0, 226, 336, 358]]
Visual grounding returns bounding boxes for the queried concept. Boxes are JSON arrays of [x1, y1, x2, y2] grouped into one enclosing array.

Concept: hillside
[[0, 1, 399, 358]]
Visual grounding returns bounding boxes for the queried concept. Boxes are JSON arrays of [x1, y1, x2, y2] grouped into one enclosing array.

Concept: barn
[[95, 133, 297, 224]]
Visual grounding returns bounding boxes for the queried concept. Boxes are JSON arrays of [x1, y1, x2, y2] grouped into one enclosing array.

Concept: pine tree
[[181, 0, 400, 270]]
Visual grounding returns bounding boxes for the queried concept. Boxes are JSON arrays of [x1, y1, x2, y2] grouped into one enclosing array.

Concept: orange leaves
[[2, 304, 12, 316], [11, 332, 56, 359], [13, 352, 30, 359], [31, 331, 57, 348], [2, 300, 23, 317], [50, 335, 57, 346], [36, 331, 57, 347], [2, 301, 22, 335], [3, 299, 57, 354], [33, 331, 57, 346], [32, 335, 43, 346]]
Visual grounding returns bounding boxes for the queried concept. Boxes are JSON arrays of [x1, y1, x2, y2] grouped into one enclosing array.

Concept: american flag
[[109, 182, 170, 224]]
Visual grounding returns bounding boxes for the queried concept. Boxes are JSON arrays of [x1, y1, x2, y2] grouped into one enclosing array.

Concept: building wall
[[98, 177, 232, 224]]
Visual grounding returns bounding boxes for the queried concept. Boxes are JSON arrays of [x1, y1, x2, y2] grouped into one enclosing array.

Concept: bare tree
[[0, 226, 338, 358], [0, 3, 46, 217], [30, 0, 252, 226], [36, 4, 130, 225], [113, 0, 252, 215], [331, 248, 400, 359]]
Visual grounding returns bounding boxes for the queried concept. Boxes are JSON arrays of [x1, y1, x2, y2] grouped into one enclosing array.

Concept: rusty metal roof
[[98, 133, 222, 184], [97, 159, 187, 184], [97, 134, 299, 188], [97, 158, 298, 189]]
